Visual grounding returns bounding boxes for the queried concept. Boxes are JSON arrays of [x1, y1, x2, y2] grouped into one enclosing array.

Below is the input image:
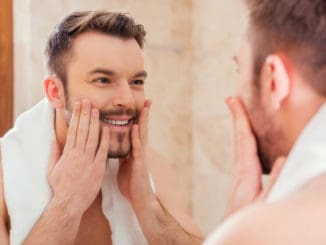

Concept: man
[[205, 0, 326, 244], [0, 11, 202, 244]]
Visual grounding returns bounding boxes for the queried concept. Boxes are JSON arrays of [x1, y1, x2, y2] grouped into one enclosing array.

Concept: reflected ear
[[262, 55, 291, 110], [44, 76, 65, 109]]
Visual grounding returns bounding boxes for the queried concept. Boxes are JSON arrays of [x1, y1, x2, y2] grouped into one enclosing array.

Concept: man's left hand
[[117, 100, 202, 244], [117, 100, 155, 208]]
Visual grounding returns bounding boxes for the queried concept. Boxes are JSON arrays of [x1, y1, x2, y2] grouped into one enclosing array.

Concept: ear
[[44, 76, 65, 110], [261, 54, 291, 110]]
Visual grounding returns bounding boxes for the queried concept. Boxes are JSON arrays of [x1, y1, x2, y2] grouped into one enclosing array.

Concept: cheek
[[66, 94, 102, 108], [133, 91, 145, 110], [236, 77, 253, 107], [235, 65, 248, 92], [65, 86, 109, 109], [65, 82, 90, 103]]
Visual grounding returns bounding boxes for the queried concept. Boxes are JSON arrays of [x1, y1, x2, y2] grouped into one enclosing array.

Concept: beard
[[246, 86, 284, 175], [99, 107, 139, 159], [253, 123, 278, 174], [63, 94, 139, 159]]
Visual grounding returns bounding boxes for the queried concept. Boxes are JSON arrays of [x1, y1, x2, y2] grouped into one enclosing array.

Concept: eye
[[93, 77, 111, 84], [131, 79, 144, 85]]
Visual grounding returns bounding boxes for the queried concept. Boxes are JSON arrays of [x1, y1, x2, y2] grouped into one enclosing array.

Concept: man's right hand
[[23, 100, 110, 245], [47, 100, 109, 215]]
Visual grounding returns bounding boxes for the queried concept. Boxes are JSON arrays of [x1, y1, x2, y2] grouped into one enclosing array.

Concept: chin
[[107, 148, 131, 159], [260, 157, 272, 175], [257, 138, 282, 175], [106, 134, 132, 158]]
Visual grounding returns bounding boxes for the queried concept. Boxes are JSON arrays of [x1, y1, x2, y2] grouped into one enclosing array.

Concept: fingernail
[[82, 99, 90, 110], [144, 100, 152, 108], [74, 101, 81, 110], [225, 96, 234, 106], [103, 126, 109, 134], [91, 108, 98, 117]]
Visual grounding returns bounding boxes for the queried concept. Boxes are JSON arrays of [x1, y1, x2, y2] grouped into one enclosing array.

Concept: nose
[[112, 82, 134, 109]]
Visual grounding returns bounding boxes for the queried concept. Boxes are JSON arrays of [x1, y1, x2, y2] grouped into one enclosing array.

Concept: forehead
[[69, 31, 144, 74]]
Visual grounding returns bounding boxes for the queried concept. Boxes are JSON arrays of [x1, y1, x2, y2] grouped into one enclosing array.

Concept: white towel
[[267, 103, 326, 202], [1, 98, 148, 245]]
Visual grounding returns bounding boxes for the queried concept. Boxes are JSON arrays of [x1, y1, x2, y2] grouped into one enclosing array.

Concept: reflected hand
[[48, 100, 110, 215], [118, 100, 154, 207], [118, 100, 202, 244]]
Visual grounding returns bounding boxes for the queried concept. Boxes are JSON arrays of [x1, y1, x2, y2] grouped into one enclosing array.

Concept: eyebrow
[[89, 68, 147, 78], [89, 68, 115, 76], [134, 71, 147, 78]]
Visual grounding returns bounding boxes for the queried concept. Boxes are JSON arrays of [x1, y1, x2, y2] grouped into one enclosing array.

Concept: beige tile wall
[[192, 0, 247, 232], [13, 0, 246, 235]]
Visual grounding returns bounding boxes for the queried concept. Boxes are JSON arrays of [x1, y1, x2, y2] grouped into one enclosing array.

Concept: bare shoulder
[[0, 143, 10, 244], [205, 175, 326, 245], [147, 147, 202, 236]]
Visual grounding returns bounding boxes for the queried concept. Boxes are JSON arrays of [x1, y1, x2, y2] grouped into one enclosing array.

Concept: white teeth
[[103, 119, 129, 126]]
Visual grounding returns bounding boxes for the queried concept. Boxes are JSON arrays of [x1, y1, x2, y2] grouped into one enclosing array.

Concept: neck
[[283, 96, 326, 155]]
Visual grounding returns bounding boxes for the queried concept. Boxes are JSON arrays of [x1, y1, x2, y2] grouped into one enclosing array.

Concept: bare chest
[[74, 197, 112, 245]]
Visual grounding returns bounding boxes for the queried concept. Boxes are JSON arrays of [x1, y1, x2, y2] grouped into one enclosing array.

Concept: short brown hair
[[45, 11, 146, 86], [246, 0, 326, 96]]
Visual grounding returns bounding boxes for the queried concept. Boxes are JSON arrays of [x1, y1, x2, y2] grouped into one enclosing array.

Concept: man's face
[[234, 27, 284, 173], [63, 31, 146, 158]]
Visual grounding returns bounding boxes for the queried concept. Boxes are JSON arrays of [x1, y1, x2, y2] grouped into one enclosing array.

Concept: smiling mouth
[[100, 118, 132, 126]]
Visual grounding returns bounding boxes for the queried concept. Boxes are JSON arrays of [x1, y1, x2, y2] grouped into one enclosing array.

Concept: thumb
[[259, 156, 287, 201], [47, 140, 61, 174]]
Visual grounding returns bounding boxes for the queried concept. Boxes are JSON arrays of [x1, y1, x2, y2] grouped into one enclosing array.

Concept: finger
[[85, 108, 100, 157], [131, 124, 142, 159], [94, 126, 110, 165], [138, 100, 152, 146], [47, 140, 61, 175], [226, 96, 250, 121], [259, 157, 287, 201], [226, 97, 258, 167], [64, 101, 81, 152], [55, 105, 67, 128], [131, 124, 149, 183], [143, 99, 152, 108], [75, 99, 91, 150], [119, 156, 129, 165], [226, 97, 254, 149]]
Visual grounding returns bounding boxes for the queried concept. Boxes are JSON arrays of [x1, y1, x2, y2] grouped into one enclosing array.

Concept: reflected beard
[[108, 149, 130, 159], [63, 96, 138, 159], [107, 131, 132, 159], [101, 109, 137, 159]]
